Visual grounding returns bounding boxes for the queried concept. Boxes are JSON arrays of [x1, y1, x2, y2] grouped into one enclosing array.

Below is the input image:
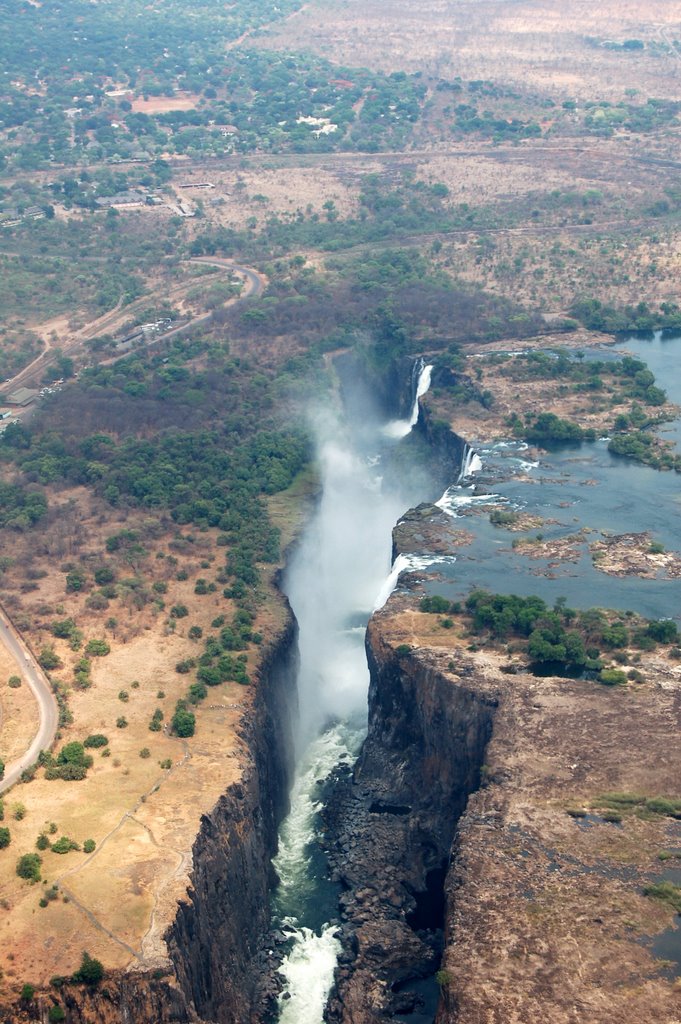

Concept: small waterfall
[[373, 552, 457, 611], [383, 358, 433, 439], [459, 444, 482, 481]]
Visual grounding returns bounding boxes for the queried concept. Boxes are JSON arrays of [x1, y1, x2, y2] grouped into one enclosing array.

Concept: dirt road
[[0, 608, 59, 794]]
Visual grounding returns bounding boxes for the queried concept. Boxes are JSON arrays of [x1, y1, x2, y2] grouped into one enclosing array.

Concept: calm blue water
[[420, 332, 681, 624]]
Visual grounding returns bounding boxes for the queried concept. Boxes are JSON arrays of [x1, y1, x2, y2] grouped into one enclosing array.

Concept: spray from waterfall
[[274, 393, 420, 1022]]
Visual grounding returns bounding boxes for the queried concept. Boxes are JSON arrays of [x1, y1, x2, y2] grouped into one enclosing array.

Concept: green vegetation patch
[[643, 881, 681, 914]]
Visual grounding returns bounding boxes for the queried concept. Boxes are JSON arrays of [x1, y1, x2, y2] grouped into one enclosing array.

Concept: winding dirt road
[[0, 607, 59, 794], [0, 257, 265, 794]]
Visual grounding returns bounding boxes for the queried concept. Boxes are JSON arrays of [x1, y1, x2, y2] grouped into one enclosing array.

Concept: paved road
[[0, 608, 59, 794]]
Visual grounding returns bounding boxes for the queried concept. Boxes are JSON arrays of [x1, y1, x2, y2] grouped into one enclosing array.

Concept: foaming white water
[[274, 725, 359, 902], [373, 552, 457, 610], [436, 488, 500, 518], [459, 445, 482, 480], [273, 713, 369, 1020], [276, 404, 414, 1022], [277, 924, 342, 1024], [383, 360, 433, 438]]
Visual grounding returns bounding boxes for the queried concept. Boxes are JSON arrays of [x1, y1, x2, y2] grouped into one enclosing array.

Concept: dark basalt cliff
[[323, 617, 496, 1023], [167, 613, 298, 1023]]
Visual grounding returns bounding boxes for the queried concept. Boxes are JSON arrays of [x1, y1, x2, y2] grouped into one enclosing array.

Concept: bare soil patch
[[130, 94, 199, 114]]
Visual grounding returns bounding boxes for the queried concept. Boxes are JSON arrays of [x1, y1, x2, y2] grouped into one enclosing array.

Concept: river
[[269, 332, 681, 1021]]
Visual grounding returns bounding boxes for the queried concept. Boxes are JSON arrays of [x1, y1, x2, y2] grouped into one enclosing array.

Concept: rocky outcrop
[[323, 617, 496, 1023], [166, 615, 298, 1023]]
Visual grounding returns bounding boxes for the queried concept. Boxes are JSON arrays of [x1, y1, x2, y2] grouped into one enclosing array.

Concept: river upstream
[[269, 331, 681, 1023]]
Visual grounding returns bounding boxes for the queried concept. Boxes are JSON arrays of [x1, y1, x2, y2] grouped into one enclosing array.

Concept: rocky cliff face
[[324, 616, 496, 1023], [166, 615, 298, 1023]]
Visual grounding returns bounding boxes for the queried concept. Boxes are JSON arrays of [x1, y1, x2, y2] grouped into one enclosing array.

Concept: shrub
[[489, 509, 520, 527], [420, 595, 452, 614], [599, 668, 627, 686], [395, 644, 411, 657], [66, 569, 87, 592], [159, 759, 172, 769], [16, 853, 42, 882], [118, 690, 129, 702], [116, 717, 127, 729], [45, 763, 88, 781], [48, 1006, 66, 1022], [646, 618, 679, 643], [51, 618, 77, 639], [72, 951, 104, 985], [20, 984, 35, 1001], [188, 625, 203, 640], [83, 734, 108, 748], [51, 836, 79, 854], [85, 639, 110, 657], [36, 834, 49, 851], [645, 796, 681, 818], [83, 839, 96, 854], [0, 827, 10, 848], [94, 567, 115, 586], [148, 720, 162, 732], [8, 674, 21, 688], [139, 748, 151, 759], [57, 742, 92, 769], [643, 881, 681, 914], [170, 604, 189, 619], [171, 705, 196, 737], [38, 647, 62, 671], [188, 681, 207, 704]]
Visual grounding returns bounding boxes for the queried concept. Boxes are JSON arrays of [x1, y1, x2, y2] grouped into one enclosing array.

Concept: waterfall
[[372, 552, 455, 611], [410, 361, 433, 427], [383, 358, 433, 439], [274, 417, 408, 1022], [459, 444, 482, 481]]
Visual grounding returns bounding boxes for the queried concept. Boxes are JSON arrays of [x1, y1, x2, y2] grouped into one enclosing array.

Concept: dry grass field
[[0, 484, 293, 989], [258, 0, 681, 101]]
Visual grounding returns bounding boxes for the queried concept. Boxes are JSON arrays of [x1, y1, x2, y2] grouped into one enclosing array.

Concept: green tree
[[16, 853, 42, 882], [72, 951, 104, 985], [171, 704, 196, 737]]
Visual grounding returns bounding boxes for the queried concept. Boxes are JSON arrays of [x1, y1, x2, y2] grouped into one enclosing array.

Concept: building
[[6, 387, 39, 407]]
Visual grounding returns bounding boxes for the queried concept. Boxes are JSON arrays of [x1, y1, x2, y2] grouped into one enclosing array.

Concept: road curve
[[0, 257, 264, 790], [0, 608, 59, 794]]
